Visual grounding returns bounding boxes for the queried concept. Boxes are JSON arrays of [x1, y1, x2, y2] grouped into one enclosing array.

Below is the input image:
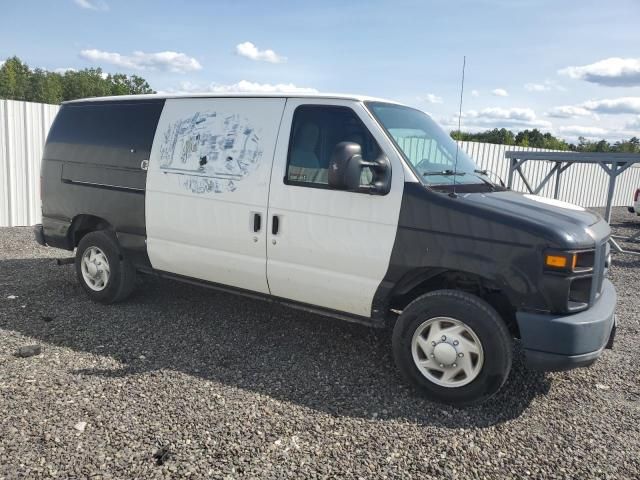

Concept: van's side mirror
[[328, 142, 391, 195]]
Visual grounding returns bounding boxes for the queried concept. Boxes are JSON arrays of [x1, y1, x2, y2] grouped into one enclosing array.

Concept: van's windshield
[[367, 102, 491, 187]]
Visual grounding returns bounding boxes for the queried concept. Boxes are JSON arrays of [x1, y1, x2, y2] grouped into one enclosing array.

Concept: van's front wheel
[[392, 290, 512, 406], [75, 231, 136, 304]]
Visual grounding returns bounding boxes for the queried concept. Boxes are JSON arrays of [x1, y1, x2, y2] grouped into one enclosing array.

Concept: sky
[[2, 0, 640, 143]]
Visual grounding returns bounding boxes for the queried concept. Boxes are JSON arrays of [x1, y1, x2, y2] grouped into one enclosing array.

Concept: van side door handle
[[253, 213, 261, 233], [272, 215, 280, 235]]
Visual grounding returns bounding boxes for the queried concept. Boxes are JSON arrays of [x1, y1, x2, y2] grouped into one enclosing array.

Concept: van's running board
[[140, 267, 382, 328]]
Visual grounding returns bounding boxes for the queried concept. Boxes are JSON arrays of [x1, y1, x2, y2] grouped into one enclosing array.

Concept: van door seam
[[264, 98, 288, 295]]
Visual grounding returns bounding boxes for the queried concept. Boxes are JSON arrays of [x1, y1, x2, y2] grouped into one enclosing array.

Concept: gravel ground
[[1, 207, 639, 479]]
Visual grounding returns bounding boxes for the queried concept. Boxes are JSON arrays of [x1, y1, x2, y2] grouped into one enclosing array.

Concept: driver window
[[286, 105, 380, 187]]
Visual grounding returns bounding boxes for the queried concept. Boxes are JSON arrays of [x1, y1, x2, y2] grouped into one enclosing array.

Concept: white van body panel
[[145, 97, 286, 293], [266, 99, 405, 316]]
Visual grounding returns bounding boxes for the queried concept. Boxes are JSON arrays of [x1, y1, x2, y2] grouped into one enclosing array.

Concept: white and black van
[[35, 93, 617, 405]]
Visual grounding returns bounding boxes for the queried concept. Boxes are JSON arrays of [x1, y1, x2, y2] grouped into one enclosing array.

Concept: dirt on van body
[[1, 208, 639, 479]]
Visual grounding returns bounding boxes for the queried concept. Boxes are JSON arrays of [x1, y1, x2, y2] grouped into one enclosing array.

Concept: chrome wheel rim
[[80, 246, 110, 292], [411, 316, 484, 388]]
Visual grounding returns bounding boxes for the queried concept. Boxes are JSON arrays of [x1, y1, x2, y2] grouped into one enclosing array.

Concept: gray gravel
[[1, 207, 639, 479]]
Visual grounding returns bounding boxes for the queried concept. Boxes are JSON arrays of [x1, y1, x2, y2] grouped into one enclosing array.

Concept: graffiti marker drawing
[[159, 111, 263, 193]]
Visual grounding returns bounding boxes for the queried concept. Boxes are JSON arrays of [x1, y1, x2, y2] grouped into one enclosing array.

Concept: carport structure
[[505, 151, 640, 256]]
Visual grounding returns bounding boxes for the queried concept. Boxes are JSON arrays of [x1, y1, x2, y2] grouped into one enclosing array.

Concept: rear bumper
[[34, 224, 46, 246], [516, 279, 616, 371]]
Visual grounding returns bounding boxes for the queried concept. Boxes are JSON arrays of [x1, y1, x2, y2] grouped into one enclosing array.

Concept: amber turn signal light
[[544, 252, 576, 270]]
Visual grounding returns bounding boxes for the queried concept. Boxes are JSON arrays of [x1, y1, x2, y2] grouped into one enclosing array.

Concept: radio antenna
[[450, 55, 466, 198]]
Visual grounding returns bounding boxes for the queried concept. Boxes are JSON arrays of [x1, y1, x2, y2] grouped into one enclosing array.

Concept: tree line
[[0, 56, 154, 104], [451, 128, 640, 153]]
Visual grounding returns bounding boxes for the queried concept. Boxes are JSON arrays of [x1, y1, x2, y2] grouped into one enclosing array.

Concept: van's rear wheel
[[75, 231, 136, 303], [392, 290, 512, 406]]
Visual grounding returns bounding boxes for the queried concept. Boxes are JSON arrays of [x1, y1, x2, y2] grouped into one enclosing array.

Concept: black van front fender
[[371, 250, 536, 323]]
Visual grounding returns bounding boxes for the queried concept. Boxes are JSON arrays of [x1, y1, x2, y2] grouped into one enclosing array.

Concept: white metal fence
[[1, 99, 59, 227], [1, 99, 639, 227], [458, 141, 640, 208]]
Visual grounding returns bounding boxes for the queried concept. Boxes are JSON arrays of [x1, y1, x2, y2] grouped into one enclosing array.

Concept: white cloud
[[471, 89, 480, 97], [524, 82, 551, 92], [626, 116, 640, 130], [547, 97, 640, 118], [73, 0, 108, 11], [580, 97, 640, 114], [546, 105, 595, 118], [54, 67, 77, 74], [467, 107, 536, 122], [524, 79, 565, 93], [79, 49, 202, 73], [0, 60, 4, 69], [558, 125, 610, 138], [452, 107, 552, 130], [559, 57, 640, 87], [160, 80, 317, 95], [235, 42, 286, 63], [418, 93, 443, 104], [491, 88, 509, 97], [209, 80, 315, 93]]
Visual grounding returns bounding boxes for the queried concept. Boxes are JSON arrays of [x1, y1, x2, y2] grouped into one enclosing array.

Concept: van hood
[[461, 190, 606, 248], [466, 190, 600, 226]]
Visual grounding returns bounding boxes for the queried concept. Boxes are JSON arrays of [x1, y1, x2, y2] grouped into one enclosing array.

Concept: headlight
[[544, 250, 594, 273]]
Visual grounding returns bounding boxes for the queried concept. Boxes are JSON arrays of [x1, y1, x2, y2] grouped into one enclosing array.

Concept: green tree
[[451, 127, 572, 151], [61, 68, 112, 101], [29, 68, 64, 104], [613, 137, 640, 153], [0, 56, 31, 100], [451, 128, 515, 145], [106, 73, 153, 96], [0, 55, 156, 103]]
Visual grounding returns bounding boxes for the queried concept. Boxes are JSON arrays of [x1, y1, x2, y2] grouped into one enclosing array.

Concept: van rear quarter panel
[[41, 99, 165, 261]]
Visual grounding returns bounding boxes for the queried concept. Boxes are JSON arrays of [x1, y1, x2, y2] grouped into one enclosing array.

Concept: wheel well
[[68, 215, 113, 248], [389, 270, 519, 337]]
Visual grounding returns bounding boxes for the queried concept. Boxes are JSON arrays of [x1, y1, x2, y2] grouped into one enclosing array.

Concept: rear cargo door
[[145, 97, 286, 294]]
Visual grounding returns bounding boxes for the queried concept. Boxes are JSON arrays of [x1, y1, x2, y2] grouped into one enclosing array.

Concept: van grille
[[590, 238, 609, 305]]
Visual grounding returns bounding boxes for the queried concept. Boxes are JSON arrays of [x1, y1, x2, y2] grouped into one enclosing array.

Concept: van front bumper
[[516, 279, 616, 371]]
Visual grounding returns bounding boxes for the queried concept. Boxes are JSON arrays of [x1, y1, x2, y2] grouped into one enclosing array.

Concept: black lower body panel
[[34, 224, 46, 246]]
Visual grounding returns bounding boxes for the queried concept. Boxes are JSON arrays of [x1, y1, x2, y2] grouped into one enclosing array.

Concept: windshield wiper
[[470, 172, 497, 191], [423, 170, 466, 176], [472, 169, 501, 190]]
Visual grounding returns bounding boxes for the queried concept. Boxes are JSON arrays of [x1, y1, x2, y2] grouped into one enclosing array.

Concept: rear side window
[[286, 105, 380, 187], [45, 100, 164, 169]]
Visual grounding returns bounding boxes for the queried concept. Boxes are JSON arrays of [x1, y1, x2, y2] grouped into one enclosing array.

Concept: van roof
[[63, 92, 406, 106]]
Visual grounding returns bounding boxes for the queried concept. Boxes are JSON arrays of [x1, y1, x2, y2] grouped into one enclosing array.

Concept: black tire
[[75, 230, 136, 304], [392, 289, 512, 407]]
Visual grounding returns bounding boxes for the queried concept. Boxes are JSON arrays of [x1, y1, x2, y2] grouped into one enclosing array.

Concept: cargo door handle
[[140, 159, 149, 171], [272, 215, 280, 235], [253, 213, 261, 233]]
